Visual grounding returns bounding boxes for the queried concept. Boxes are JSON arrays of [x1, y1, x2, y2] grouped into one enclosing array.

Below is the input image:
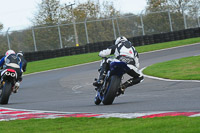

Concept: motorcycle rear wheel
[[0, 81, 12, 104]]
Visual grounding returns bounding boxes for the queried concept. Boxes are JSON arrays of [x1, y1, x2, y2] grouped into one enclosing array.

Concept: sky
[[0, 0, 147, 31]]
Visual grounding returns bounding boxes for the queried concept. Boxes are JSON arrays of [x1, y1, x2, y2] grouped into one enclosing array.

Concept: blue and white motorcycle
[[94, 58, 130, 105]]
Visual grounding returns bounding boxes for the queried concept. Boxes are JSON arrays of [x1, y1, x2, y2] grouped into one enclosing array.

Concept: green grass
[[25, 52, 101, 74], [136, 37, 200, 53], [0, 116, 200, 133], [143, 55, 200, 80], [25, 37, 200, 75]]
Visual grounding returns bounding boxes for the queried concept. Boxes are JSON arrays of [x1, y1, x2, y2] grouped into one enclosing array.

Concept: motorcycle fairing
[[109, 61, 130, 76]]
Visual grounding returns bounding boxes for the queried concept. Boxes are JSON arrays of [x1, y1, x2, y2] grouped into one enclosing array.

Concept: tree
[[33, 0, 121, 46], [0, 23, 3, 31], [146, 0, 192, 13], [70, 0, 120, 44], [144, 0, 200, 33], [32, 0, 61, 25], [164, 0, 199, 29], [167, 0, 191, 13], [146, 0, 169, 12], [31, 0, 62, 50], [30, 0, 123, 48], [144, 0, 172, 34], [187, 0, 200, 27]]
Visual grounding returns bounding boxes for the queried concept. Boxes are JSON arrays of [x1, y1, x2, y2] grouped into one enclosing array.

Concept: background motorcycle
[[94, 58, 130, 105], [0, 69, 17, 104]]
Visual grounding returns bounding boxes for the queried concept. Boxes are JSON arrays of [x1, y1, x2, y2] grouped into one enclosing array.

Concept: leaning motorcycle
[[0, 69, 17, 104], [94, 57, 130, 105]]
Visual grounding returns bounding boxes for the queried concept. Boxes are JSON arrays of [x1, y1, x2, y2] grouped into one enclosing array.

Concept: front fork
[[95, 71, 111, 101]]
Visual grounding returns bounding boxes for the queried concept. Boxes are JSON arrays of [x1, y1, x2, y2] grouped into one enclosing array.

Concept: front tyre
[[94, 95, 101, 105], [0, 81, 12, 104], [102, 75, 121, 105]]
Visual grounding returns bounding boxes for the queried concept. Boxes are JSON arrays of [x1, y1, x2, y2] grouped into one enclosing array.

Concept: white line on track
[[71, 83, 92, 93], [194, 54, 200, 56], [72, 85, 83, 93], [0, 107, 90, 114], [139, 43, 200, 82], [141, 67, 200, 83]]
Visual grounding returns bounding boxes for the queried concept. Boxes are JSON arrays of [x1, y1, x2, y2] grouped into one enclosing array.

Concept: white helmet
[[115, 36, 128, 45], [17, 51, 24, 56], [5, 50, 15, 56]]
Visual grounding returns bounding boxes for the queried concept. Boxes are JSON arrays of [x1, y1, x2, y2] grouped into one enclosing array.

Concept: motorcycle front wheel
[[94, 94, 101, 105], [102, 75, 121, 105]]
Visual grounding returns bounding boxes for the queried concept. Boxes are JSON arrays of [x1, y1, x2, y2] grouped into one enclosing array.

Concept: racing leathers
[[0, 54, 22, 92], [17, 52, 27, 73], [93, 40, 144, 93]]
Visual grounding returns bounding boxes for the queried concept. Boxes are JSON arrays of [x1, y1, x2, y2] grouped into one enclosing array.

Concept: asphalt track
[[1, 43, 200, 114]]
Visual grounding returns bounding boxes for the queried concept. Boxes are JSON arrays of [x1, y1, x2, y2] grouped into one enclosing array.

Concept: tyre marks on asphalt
[[72, 83, 92, 93], [0, 107, 200, 121]]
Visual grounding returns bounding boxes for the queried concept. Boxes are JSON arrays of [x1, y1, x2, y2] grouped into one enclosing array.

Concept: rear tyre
[[0, 81, 12, 104], [102, 75, 121, 105]]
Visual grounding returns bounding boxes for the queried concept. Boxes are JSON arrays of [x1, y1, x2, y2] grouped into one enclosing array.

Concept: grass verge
[[25, 37, 200, 74], [0, 116, 200, 133], [136, 37, 200, 53], [143, 55, 200, 80], [24, 52, 101, 74]]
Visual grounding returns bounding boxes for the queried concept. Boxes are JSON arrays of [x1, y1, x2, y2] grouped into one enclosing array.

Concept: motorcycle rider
[[0, 50, 22, 93], [17, 51, 27, 82], [93, 36, 144, 94]]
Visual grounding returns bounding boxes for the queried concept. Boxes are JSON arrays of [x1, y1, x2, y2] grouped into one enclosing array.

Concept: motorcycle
[[0, 69, 18, 104], [94, 57, 130, 105]]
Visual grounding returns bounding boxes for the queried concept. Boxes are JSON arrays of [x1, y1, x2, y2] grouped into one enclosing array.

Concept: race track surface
[[1, 44, 200, 113]]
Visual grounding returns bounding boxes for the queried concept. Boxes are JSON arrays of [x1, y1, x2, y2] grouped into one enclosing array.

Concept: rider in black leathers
[[17, 51, 27, 82], [0, 50, 23, 93]]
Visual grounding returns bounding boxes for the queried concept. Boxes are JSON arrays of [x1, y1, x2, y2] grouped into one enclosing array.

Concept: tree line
[[0, 0, 199, 55]]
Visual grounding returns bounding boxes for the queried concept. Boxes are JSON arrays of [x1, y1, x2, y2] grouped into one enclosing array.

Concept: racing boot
[[119, 76, 144, 94], [93, 71, 106, 87], [116, 83, 127, 96], [13, 82, 20, 93], [93, 61, 109, 87]]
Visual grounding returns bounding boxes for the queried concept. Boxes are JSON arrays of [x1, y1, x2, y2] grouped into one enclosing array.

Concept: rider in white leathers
[[93, 36, 144, 94]]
